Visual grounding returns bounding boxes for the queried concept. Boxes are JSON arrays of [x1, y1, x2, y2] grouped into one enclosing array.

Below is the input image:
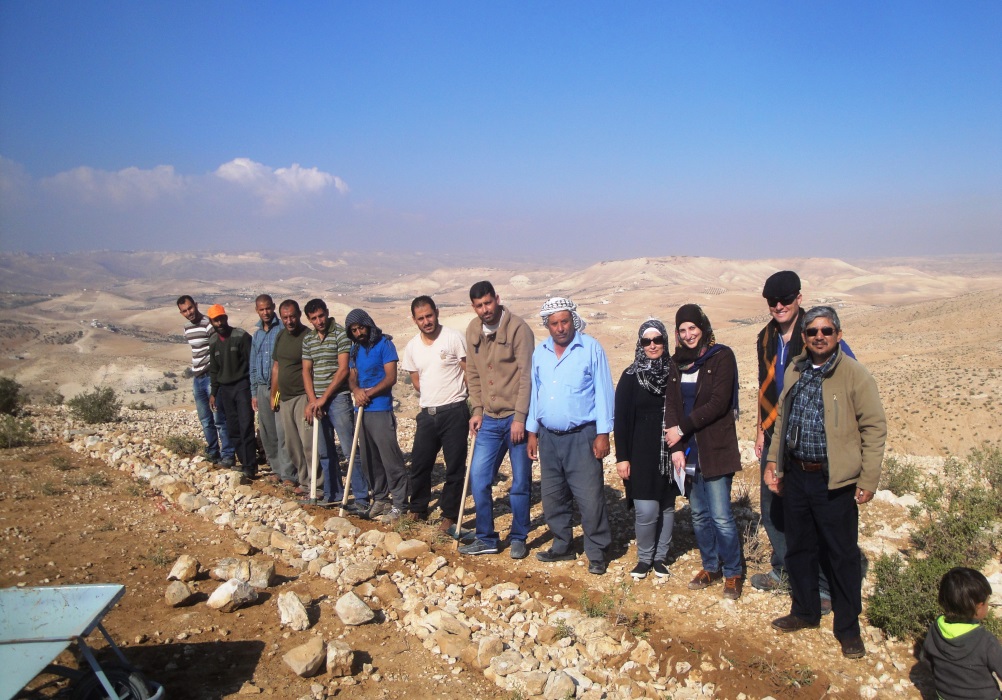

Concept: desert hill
[[1, 251, 1000, 457]]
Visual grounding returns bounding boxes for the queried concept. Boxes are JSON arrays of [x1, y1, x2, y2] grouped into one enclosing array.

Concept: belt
[[543, 421, 595, 436], [421, 400, 466, 416], [790, 457, 825, 472]]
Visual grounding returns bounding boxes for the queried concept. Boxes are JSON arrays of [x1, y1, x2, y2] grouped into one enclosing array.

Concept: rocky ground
[[1, 405, 966, 699]]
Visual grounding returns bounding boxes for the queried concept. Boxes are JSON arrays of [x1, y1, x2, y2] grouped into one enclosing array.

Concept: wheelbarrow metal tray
[[0, 584, 126, 700]]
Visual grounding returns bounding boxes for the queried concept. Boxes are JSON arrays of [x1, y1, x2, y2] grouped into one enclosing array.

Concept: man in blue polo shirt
[[345, 308, 409, 521], [526, 297, 614, 576]]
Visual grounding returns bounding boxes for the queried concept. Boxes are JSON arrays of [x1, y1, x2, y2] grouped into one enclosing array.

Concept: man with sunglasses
[[752, 271, 854, 609], [763, 306, 886, 659]]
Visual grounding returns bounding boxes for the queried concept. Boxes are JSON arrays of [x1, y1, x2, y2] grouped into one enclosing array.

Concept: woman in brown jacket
[[664, 304, 744, 600]]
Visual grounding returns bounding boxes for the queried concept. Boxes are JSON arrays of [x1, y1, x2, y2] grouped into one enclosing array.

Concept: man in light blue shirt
[[526, 297, 614, 575], [249, 294, 293, 486]]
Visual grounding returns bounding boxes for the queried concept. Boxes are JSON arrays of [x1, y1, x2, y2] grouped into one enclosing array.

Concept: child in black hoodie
[[922, 567, 1002, 699]]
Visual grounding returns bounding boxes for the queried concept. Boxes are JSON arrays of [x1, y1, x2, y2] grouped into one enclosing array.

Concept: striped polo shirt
[[302, 319, 352, 396], [183, 315, 217, 377]]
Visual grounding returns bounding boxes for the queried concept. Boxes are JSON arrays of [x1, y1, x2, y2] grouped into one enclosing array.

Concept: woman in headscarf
[[664, 304, 744, 600], [615, 319, 681, 580]]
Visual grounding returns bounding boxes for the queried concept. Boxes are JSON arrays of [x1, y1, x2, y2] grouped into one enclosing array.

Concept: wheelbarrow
[[0, 584, 163, 699]]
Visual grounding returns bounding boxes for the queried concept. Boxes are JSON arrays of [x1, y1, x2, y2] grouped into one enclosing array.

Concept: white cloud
[[43, 164, 185, 204], [214, 157, 348, 211]]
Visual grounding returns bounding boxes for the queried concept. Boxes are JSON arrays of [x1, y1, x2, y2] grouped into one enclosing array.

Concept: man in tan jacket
[[459, 281, 536, 559], [764, 305, 886, 660]]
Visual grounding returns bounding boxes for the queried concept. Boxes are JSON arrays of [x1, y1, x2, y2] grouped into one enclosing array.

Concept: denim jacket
[[250, 317, 283, 392]]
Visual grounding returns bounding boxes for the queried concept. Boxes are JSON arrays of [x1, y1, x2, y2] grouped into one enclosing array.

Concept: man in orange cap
[[206, 304, 257, 479]]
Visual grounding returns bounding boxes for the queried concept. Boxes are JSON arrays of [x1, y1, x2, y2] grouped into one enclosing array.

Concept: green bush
[[127, 400, 156, 411], [67, 387, 121, 424], [869, 445, 1002, 640], [880, 456, 922, 496], [0, 415, 34, 447], [156, 381, 177, 392], [163, 434, 202, 457], [868, 554, 948, 639], [0, 376, 24, 415]]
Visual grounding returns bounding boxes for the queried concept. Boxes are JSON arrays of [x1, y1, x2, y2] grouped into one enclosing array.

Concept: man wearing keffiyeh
[[526, 297, 614, 576]]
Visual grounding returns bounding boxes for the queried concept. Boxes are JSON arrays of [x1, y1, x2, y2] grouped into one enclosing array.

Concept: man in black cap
[[753, 273, 842, 602]]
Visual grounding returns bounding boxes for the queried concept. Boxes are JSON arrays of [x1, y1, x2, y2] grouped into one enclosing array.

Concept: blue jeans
[[689, 472, 742, 578], [470, 414, 532, 549], [193, 373, 233, 459], [319, 392, 369, 505]]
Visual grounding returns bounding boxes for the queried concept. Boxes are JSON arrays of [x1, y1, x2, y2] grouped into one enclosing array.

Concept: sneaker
[[443, 522, 476, 543], [631, 562, 652, 580], [535, 549, 576, 563], [750, 572, 786, 592], [459, 539, 498, 556], [509, 540, 528, 560], [379, 507, 404, 524], [653, 562, 671, 578], [344, 502, 370, 518], [723, 576, 743, 600], [220, 456, 236, 468], [688, 569, 723, 590], [367, 501, 391, 519], [821, 596, 833, 616]]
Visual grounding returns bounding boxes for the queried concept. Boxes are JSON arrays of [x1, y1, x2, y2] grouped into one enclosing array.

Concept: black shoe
[[631, 562, 652, 580], [509, 540, 528, 560], [653, 562, 671, 578], [588, 560, 607, 576], [840, 636, 866, 659], [220, 456, 236, 468], [771, 614, 820, 633], [535, 549, 576, 563]]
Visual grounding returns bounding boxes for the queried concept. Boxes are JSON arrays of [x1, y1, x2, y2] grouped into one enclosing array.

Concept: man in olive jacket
[[764, 306, 886, 660]]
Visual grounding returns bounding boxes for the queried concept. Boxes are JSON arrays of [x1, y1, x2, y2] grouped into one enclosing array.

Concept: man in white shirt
[[401, 295, 469, 536]]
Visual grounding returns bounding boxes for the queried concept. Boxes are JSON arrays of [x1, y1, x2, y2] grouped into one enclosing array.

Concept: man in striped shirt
[[177, 295, 234, 467]]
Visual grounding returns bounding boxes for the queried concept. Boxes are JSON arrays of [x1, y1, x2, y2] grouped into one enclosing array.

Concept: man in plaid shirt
[[763, 306, 886, 661]]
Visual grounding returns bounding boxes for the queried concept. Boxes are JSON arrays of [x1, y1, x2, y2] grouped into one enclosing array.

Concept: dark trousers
[[408, 402, 469, 520], [783, 462, 862, 640], [760, 431, 830, 595], [216, 378, 257, 476], [538, 424, 611, 564]]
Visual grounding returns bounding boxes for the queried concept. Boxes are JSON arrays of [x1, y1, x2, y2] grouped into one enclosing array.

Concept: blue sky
[[1, 1, 999, 259]]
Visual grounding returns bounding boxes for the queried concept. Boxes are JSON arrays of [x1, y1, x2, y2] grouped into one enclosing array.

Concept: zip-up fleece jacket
[[768, 348, 886, 492], [922, 616, 1002, 700], [465, 308, 535, 423]]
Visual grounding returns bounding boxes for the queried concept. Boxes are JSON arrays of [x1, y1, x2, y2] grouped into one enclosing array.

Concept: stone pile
[[51, 408, 949, 699]]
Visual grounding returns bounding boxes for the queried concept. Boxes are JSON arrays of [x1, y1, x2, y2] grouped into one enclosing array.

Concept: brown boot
[[438, 517, 455, 534], [688, 569, 723, 590], [723, 576, 743, 600]]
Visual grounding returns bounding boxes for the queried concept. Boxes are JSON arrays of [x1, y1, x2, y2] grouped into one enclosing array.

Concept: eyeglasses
[[767, 294, 799, 308], [804, 326, 836, 337], [640, 336, 665, 347]]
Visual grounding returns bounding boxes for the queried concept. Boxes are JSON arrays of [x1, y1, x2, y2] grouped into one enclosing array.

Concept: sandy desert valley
[[2, 250, 1000, 458]]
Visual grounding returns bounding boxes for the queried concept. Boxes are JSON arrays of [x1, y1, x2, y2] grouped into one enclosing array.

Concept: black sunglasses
[[804, 326, 836, 337], [767, 294, 799, 308], [640, 336, 665, 347]]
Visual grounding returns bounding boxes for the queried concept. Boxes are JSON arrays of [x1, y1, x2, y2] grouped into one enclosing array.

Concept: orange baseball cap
[[205, 304, 227, 319]]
